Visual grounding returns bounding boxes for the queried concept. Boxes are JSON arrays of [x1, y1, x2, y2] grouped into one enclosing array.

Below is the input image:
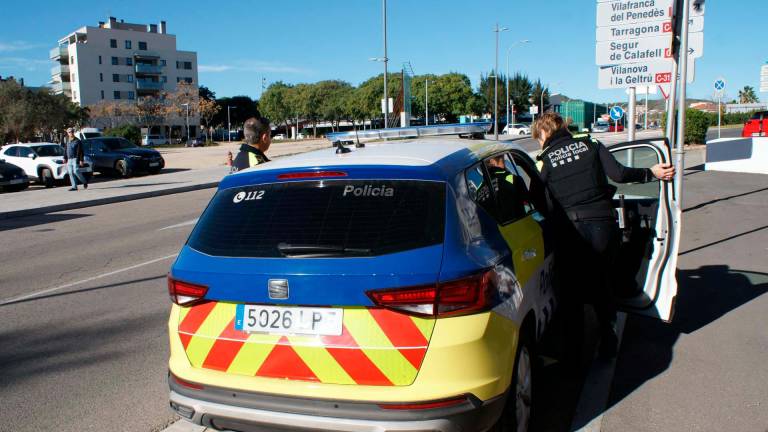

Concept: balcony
[[49, 46, 68, 60], [136, 80, 163, 91], [133, 50, 161, 59], [51, 81, 72, 93], [135, 64, 163, 75], [51, 64, 70, 76]]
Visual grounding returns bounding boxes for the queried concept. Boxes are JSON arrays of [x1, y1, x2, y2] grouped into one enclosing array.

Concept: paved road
[[0, 189, 214, 432]]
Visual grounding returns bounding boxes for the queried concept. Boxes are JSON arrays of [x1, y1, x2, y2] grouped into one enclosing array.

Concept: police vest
[[540, 135, 614, 211]]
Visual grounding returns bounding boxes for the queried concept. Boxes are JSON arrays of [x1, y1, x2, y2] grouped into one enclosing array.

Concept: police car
[[167, 123, 680, 431]]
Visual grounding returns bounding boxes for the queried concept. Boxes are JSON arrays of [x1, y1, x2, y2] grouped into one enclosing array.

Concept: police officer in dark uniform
[[533, 112, 674, 358], [232, 116, 271, 171]]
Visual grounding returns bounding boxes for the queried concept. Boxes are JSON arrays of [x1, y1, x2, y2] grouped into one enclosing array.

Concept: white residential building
[[50, 17, 199, 136]]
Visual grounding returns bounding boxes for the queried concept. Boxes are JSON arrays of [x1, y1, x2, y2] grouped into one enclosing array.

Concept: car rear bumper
[[169, 377, 506, 432]]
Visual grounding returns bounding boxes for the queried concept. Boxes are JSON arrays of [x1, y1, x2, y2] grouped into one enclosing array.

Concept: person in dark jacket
[[533, 112, 674, 358], [63, 127, 88, 191], [232, 116, 271, 171]]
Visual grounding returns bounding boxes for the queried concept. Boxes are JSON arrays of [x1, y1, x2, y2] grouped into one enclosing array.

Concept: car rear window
[[187, 180, 446, 258]]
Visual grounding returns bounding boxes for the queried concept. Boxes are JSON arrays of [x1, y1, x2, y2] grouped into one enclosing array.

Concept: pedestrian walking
[[232, 116, 271, 171], [533, 112, 674, 359], [64, 127, 88, 191]]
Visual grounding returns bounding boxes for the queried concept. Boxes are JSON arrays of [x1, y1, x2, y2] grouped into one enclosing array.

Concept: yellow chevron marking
[[410, 316, 435, 341], [226, 333, 282, 376], [184, 302, 237, 367], [288, 337, 356, 384], [343, 309, 417, 385], [177, 305, 191, 322]]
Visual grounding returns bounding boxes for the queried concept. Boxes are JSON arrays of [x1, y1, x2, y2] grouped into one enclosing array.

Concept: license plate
[[9, 179, 25, 184], [149, 162, 160, 167], [235, 305, 343, 336]]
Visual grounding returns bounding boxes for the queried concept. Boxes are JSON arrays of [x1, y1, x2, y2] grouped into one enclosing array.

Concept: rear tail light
[[167, 275, 208, 306], [366, 270, 495, 317], [378, 394, 469, 410], [170, 373, 204, 391]]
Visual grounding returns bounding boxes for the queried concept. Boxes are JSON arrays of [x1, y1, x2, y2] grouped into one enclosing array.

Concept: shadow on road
[[683, 186, 768, 213], [602, 266, 768, 422], [0, 213, 90, 232]]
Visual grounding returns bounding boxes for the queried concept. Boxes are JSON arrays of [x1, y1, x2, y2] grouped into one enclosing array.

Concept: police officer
[[232, 116, 271, 171], [533, 112, 674, 358]]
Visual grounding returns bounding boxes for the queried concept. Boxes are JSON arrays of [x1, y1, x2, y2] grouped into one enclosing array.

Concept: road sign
[[529, 106, 539, 115], [610, 106, 624, 121], [381, 97, 393, 114], [598, 59, 695, 89], [596, 16, 704, 41], [597, 0, 674, 27], [596, 32, 703, 65], [714, 78, 726, 93]]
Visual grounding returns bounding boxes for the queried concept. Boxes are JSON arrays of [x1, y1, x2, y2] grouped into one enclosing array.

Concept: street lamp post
[[505, 40, 531, 133], [181, 103, 190, 143], [227, 105, 236, 142], [382, 0, 389, 128], [493, 23, 509, 141], [425, 78, 430, 126]]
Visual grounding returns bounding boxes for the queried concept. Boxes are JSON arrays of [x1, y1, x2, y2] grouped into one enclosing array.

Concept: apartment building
[[50, 17, 199, 136]]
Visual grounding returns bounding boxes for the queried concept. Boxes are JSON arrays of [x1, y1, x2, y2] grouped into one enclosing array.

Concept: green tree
[[507, 73, 533, 114], [355, 73, 402, 127], [198, 85, 216, 101], [478, 72, 508, 119], [104, 124, 141, 145], [315, 80, 353, 132], [213, 95, 259, 128], [259, 82, 294, 136], [427, 73, 475, 123], [530, 79, 550, 116], [738, 86, 759, 104]]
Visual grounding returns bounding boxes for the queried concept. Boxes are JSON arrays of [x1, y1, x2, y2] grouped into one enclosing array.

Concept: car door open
[[608, 139, 681, 322]]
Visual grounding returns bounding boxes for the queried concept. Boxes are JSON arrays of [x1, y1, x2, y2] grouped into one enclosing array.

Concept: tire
[[115, 160, 131, 178], [519, 131, 526, 136], [491, 329, 535, 432], [40, 168, 55, 188]]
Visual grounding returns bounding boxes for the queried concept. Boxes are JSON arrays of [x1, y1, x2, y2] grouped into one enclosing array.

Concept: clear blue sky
[[1, 0, 765, 104]]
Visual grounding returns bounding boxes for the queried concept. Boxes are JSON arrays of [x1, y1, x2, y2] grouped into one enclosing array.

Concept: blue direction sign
[[610, 106, 624, 121], [714, 78, 726, 91]]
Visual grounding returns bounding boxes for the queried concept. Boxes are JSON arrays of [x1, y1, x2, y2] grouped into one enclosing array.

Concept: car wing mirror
[[28, 153, 36, 159]]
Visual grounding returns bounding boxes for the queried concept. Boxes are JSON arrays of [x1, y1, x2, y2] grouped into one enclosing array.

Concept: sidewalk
[[0, 139, 331, 220]]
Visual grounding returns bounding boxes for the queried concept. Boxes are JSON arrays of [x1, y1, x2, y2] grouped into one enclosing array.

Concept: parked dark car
[[0, 158, 30, 192], [83, 137, 165, 177]]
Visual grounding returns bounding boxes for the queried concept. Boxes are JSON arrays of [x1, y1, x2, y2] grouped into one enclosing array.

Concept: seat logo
[[268, 279, 289, 299]]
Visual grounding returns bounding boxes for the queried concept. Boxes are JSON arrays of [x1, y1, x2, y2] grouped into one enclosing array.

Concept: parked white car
[[273, 133, 286, 140], [0, 143, 93, 188], [503, 123, 531, 135], [76, 127, 102, 140], [142, 135, 169, 146]]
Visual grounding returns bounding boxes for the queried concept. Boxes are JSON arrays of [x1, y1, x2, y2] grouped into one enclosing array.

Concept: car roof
[[229, 136, 527, 183], [6, 142, 59, 147]]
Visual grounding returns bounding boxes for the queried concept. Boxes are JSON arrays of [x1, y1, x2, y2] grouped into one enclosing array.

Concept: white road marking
[[159, 218, 199, 231], [0, 253, 178, 306]]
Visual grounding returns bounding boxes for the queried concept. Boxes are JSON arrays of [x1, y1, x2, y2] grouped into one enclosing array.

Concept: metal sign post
[[714, 78, 726, 139]]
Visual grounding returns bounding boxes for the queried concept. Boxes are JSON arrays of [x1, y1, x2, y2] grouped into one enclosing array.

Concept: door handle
[[523, 249, 538, 261]]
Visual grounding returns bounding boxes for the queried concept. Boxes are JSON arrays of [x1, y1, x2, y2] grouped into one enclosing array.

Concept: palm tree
[[738, 86, 759, 104]]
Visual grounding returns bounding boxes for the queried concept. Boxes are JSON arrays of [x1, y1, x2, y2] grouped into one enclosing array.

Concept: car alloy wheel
[[116, 160, 130, 178], [514, 345, 532, 432]]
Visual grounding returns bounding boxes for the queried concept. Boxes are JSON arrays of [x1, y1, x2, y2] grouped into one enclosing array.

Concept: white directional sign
[[596, 32, 703, 65], [599, 60, 695, 89], [597, 0, 705, 26], [596, 16, 704, 41], [761, 65, 768, 93]]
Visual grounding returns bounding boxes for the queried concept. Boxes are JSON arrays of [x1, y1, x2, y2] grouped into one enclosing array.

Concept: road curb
[[0, 181, 219, 221]]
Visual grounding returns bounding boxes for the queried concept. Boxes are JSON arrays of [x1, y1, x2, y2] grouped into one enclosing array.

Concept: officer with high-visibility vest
[[533, 112, 674, 358], [233, 116, 271, 171]]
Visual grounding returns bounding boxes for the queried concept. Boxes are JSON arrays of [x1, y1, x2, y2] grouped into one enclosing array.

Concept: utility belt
[[564, 202, 616, 222]]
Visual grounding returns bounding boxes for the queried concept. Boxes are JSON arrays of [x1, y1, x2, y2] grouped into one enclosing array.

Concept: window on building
[[110, 39, 117, 48], [113, 74, 120, 83], [184, 77, 193, 84], [98, 55, 102, 65], [127, 75, 134, 83], [161, 76, 167, 83], [138, 41, 147, 50], [175, 61, 180, 69], [125, 40, 132, 49], [128, 91, 135, 100], [176, 77, 181, 83], [70, 56, 74, 64], [73, 90, 77, 100], [126, 57, 133, 66], [111, 56, 118, 65], [160, 59, 166, 66], [101, 90, 105, 100], [114, 91, 121, 100], [184, 61, 192, 70], [100, 73, 103, 82]]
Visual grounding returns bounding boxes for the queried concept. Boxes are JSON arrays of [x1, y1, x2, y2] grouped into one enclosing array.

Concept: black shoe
[[68, 187, 77, 191], [83, 183, 88, 189], [598, 329, 619, 360]]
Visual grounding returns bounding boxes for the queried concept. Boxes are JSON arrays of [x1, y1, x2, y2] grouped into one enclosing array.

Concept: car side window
[[17, 147, 32, 158], [465, 162, 498, 219], [510, 151, 548, 215], [483, 153, 531, 224], [4, 147, 18, 157]]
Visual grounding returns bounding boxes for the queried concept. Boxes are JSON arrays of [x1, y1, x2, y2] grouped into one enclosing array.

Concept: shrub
[[662, 110, 711, 145], [104, 125, 141, 145]]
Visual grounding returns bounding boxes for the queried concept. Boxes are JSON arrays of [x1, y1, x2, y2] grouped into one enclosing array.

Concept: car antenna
[[334, 140, 351, 154]]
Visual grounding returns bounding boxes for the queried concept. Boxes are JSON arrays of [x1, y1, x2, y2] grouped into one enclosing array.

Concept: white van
[[76, 128, 102, 140]]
